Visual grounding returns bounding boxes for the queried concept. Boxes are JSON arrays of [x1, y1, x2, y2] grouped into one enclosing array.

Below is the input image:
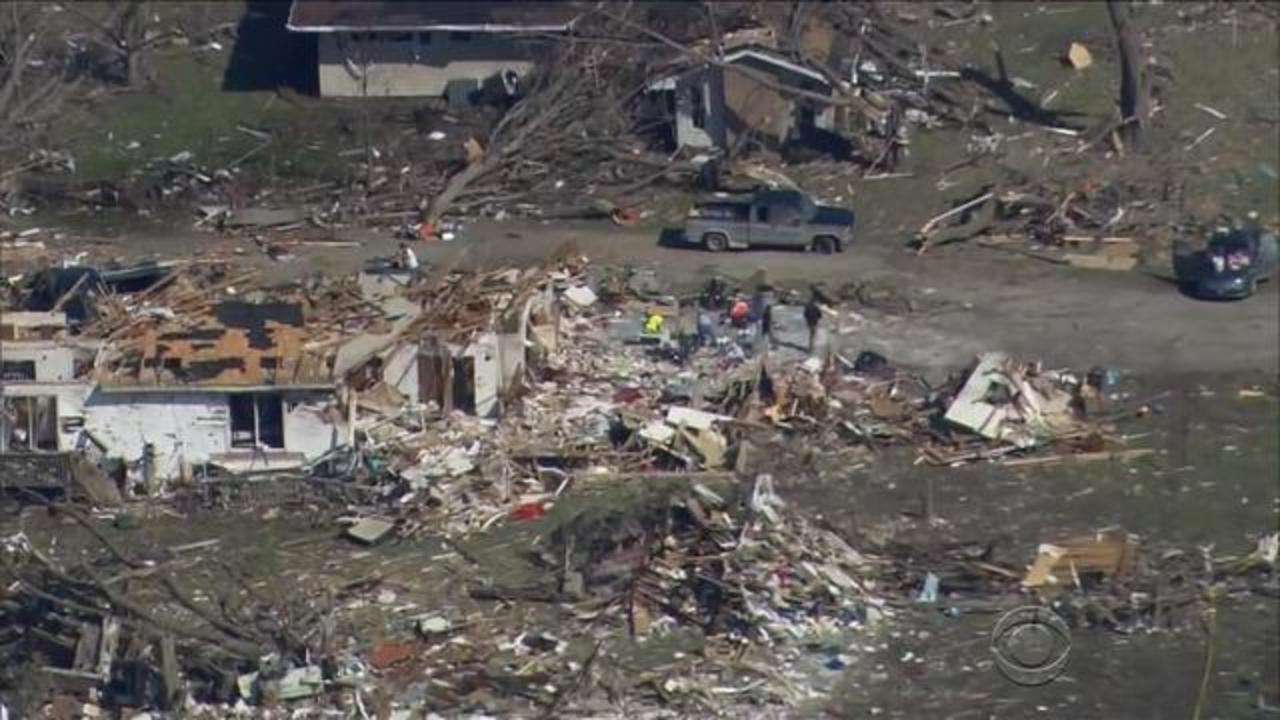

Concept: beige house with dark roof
[[286, 0, 582, 98]]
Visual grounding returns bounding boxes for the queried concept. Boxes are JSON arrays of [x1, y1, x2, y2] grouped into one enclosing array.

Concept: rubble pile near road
[[0, 245, 1148, 505]]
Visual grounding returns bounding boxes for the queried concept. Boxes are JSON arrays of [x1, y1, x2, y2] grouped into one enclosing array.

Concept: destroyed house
[[86, 301, 342, 479], [338, 275, 559, 419], [286, 0, 582, 99], [646, 43, 836, 152], [24, 262, 177, 324]]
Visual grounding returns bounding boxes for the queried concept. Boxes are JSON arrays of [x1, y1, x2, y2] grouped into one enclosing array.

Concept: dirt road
[[229, 218, 1278, 376]]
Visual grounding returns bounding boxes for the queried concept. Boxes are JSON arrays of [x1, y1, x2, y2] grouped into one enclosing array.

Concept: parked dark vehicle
[[683, 190, 854, 253], [1174, 227, 1279, 300]]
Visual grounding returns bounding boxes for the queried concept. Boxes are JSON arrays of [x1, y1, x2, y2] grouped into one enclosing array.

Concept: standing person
[[729, 297, 750, 329], [749, 285, 765, 324], [696, 308, 717, 348], [804, 294, 823, 353], [759, 291, 776, 348], [644, 311, 664, 336]]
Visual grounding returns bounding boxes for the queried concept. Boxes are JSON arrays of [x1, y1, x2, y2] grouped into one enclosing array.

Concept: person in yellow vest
[[644, 312, 664, 335]]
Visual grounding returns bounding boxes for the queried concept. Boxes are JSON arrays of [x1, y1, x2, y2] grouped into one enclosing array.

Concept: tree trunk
[[1106, 0, 1150, 149], [121, 1, 149, 87], [424, 159, 497, 226]]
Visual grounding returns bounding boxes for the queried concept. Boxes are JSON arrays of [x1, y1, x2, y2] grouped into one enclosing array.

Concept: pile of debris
[[5, 479, 1274, 717], [0, 249, 1177, 716], [1, 241, 1143, 504], [0, 515, 319, 713], [914, 181, 1160, 271]]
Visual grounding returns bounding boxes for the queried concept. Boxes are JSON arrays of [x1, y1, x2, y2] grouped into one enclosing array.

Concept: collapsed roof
[[95, 301, 332, 390]]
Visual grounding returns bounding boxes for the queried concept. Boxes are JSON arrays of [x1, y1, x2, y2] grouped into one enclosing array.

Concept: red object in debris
[[510, 502, 546, 521], [613, 387, 643, 403], [417, 222, 435, 241], [611, 207, 641, 227], [729, 300, 750, 325], [368, 641, 416, 669]]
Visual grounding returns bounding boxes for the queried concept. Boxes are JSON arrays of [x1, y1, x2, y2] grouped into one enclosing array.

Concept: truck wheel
[[812, 236, 837, 255], [703, 233, 728, 252]]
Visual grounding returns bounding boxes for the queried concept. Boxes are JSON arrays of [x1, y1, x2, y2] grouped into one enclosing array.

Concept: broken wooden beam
[[1001, 448, 1155, 468]]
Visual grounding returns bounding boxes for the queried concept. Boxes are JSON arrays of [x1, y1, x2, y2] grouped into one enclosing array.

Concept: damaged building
[[88, 301, 343, 480], [1, 258, 565, 489], [2, 302, 343, 485], [645, 40, 838, 153], [1, 311, 100, 455], [286, 0, 582, 99], [339, 270, 559, 419]]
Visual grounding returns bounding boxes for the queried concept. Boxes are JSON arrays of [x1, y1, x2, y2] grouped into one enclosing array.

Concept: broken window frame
[[1, 395, 59, 452], [1, 360, 37, 381], [228, 393, 285, 451]]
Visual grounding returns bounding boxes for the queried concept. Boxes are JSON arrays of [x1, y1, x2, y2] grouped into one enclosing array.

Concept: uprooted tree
[[420, 13, 694, 226], [419, 4, 880, 225], [1106, 0, 1152, 149]]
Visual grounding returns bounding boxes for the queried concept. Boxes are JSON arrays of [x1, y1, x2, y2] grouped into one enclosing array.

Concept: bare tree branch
[[65, 0, 168, 88], [0, 4, 76, 155]]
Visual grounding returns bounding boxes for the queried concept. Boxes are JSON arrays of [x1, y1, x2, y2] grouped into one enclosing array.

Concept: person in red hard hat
[[729, 298, 750, 328]]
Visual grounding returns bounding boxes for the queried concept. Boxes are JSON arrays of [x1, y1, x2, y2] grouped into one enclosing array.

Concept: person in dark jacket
[[804, 295, 823, 352], [760, 302, 774, 344]]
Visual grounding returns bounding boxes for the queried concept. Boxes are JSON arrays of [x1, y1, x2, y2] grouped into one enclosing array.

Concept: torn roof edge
[[90, 383, 338, 394]]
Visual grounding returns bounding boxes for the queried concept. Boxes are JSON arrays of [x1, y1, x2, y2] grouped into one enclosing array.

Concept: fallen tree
[[421, 12, 699, 225]]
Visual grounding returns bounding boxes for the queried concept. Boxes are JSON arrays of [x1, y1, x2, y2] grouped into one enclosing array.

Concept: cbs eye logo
[[990, 606, 1072, 686]]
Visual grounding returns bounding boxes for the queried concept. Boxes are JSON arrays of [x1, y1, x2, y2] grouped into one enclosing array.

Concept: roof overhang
[[722, 48, 830, 85], [91, 384, 337, 394], [287, 21, 576, 33], [646, 47, 831, 93], [286, 1, 579, 34]]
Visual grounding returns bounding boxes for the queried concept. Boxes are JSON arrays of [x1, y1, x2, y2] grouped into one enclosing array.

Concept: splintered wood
[[1023, 530, 1139, 589]]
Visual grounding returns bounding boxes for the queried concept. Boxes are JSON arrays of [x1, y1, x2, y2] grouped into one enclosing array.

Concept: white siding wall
[[83, 389, 340, 480], [497, 333, 524, 390], [84, 390, 230, 480], [466, 333, 502, 418], [382, 343, 420, 400], [0, 343, 76, 382], [317, 31, 538, 97], [284, 391, 344, 458]]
